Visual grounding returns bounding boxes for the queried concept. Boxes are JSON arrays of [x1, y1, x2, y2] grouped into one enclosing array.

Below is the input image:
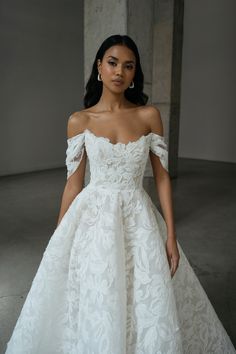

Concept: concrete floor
[[0, 157, 235, 353]]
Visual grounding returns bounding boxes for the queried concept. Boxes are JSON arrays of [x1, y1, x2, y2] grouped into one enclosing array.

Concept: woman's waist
[[85, 179, 144, 192]]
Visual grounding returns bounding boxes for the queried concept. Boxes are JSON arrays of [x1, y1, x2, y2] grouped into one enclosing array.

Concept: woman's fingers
[[165, 239, 180, 277], [170, 256, 179, 277]]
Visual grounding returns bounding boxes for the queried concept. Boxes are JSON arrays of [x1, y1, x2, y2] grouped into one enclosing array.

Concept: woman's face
[[97, 44, 136, 92]]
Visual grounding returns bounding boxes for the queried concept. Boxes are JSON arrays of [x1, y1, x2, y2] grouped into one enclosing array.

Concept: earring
[[129, 81, 134, 88], [97, 73, 102, 81]]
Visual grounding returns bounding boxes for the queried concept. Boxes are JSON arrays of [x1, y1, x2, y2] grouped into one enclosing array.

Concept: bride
[[5, 34, 235, 354]]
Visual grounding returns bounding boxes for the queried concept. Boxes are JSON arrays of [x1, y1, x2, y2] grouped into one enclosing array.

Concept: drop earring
[[97, 73, 102, 81], [129, 81, 134, 88]]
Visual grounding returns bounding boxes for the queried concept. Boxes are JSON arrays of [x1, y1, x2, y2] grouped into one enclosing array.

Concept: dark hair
[[83, 34, 149, 108]]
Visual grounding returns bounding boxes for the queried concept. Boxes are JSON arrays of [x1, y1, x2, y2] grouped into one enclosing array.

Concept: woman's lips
[[112, 80, 124, 86]]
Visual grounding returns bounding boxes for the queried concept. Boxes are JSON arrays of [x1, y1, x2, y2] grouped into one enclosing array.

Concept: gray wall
[[179, 0, 236, 163], [0, 0, 84, 176]]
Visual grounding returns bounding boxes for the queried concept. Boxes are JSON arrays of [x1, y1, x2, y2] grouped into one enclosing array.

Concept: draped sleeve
[[65, 132, 85, 179], [150, 133, 169, 172]]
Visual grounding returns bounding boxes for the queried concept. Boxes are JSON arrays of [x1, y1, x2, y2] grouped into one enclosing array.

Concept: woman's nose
[[116, 64, 123, 75]]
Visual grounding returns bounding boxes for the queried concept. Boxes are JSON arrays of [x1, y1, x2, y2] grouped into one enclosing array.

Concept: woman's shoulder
[[138, 104, 163, 135], [67, 110, 90, 139], [139, 104, 161, 117], [134, 104, 161, 119]]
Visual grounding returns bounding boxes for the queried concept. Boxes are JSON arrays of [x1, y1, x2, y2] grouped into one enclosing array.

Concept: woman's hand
[[165, 237, 180, 278]]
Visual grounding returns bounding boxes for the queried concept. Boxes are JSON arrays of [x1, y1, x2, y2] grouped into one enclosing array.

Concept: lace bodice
[[65, 128, 168, 190]]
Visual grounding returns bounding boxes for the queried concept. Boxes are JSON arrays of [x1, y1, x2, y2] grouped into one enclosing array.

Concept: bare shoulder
[[140, 104, 164, 136], [67, 110, 89, 138]]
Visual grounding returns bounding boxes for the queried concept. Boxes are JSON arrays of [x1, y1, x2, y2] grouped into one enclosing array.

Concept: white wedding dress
[[5, 128, 236, 354]]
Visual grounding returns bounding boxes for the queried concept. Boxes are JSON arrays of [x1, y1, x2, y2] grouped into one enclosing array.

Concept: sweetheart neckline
[[84, 128, 153, 146], [68, 128, 165, 146]]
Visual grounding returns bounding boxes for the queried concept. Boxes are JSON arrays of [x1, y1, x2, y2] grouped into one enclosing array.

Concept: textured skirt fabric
[[5, 184, 236, 354]]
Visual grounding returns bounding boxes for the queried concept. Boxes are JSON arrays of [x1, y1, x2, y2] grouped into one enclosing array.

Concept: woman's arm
[[147, 105, 180, 277], [56, 112, 87, 227]]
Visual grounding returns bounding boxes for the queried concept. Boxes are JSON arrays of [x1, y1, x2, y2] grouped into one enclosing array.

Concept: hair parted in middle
[[83, 34, 149, 108]]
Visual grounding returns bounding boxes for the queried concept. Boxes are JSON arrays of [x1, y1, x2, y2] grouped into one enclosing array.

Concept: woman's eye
[[108, 61, 133, 70]]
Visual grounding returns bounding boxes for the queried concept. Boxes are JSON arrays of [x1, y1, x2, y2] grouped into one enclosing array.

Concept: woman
[[5, 34, 236, 354]]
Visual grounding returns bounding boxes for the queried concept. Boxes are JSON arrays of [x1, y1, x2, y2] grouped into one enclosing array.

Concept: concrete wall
[[0, 0, 84, 176], [179, 0, 236, 163], [152, 0, 174, 138]]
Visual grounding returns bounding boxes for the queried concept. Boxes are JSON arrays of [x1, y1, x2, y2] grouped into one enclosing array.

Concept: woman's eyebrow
[[106, 55, 135, 64]]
